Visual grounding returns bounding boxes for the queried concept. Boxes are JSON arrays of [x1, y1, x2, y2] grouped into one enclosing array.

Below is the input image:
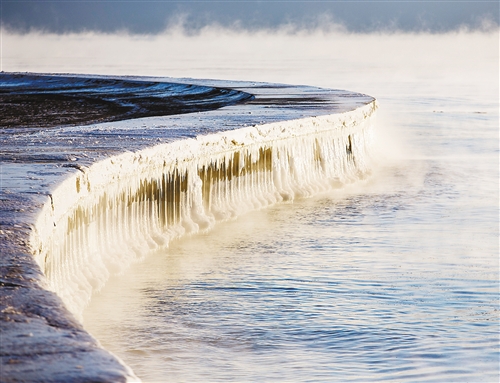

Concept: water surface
[[80, 32, 499, 382], [85, 109, 498, 382]]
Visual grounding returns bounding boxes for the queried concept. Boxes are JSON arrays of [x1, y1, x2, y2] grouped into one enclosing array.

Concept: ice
[[29, 102, 376, 320], [0, 73, 375, 382]]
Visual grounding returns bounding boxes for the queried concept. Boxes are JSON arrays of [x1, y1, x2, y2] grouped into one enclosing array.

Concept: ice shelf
[[0, 73, 376, 382]]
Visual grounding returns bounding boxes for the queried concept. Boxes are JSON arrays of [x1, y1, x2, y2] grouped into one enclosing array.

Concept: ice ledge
[[0, 74, 376, 382]]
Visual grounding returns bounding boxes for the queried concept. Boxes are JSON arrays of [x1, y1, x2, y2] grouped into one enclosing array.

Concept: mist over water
[[3, 29, 497, 96], [6, 28, 498, 382]]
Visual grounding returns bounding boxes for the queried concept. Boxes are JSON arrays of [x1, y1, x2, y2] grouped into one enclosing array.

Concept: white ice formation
[[1, 74, 376, 382], [30, 103, 376, 321]]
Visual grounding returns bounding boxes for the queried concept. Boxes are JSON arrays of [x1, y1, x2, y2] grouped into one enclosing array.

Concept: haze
[[3, 1, 498, 33]]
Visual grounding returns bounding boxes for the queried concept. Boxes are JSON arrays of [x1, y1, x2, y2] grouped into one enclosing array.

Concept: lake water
[[21, 30, 496, 382]]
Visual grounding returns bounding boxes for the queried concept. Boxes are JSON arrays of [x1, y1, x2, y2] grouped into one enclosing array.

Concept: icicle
[[29, 102, 377, 321]]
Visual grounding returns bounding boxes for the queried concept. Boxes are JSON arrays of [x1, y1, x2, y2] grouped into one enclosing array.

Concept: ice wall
[[1, 74, 376, 382], [30, 103, 376, 321]]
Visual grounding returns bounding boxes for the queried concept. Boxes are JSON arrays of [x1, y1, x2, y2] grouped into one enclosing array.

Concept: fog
[[3, 1, 498, 34], [2, 27, 497, 97], [4, 27, 497, 166]]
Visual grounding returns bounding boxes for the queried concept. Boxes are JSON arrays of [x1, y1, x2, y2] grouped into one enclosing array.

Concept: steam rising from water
[[3, 28, 497, 94], [31, 105, 375, 321], [6, 26, 498, 382]]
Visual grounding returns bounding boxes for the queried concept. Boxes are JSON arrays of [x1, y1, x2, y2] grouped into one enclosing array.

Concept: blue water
[[83, 34, 499, 382], [85, 106, 498, 382]]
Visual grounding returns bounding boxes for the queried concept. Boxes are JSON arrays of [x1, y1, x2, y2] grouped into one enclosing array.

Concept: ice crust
[[0, 74, 376, 382], [31, 105, 376, 321]]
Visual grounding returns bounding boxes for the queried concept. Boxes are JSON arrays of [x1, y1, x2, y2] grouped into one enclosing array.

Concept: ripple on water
[[83, 78, 498, 382]]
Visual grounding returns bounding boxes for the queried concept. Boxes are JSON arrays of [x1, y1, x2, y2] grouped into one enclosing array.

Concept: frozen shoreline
[[0, 73, 376, 382], [0, 73, 254, 129]]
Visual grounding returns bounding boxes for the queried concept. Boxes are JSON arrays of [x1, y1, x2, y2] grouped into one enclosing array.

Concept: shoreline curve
[[0, 73, 376, 382]]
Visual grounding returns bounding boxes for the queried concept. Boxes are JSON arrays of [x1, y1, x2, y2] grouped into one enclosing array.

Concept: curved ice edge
[[0, 75, 377, 383]]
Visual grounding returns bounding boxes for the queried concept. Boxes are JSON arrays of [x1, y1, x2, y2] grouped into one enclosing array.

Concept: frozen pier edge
[[0, 73, 377, 382]]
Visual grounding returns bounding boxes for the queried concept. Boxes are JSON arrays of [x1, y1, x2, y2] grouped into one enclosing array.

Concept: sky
[[2, 1, 499, 33]]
